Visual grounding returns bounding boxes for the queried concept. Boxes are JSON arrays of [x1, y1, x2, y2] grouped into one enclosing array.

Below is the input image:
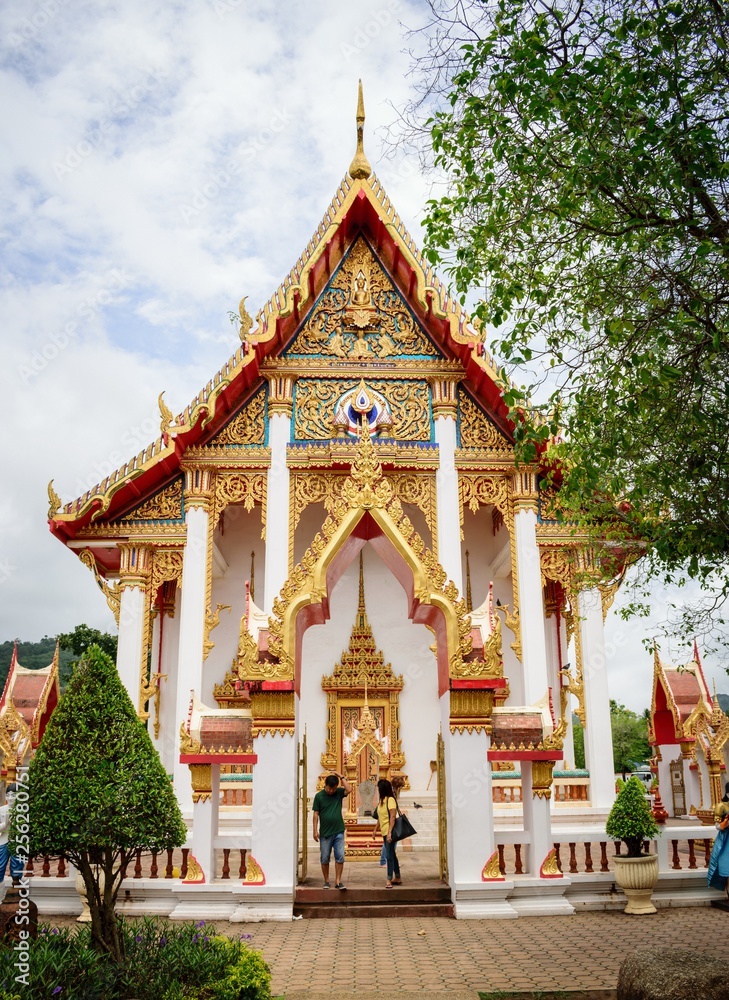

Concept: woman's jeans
[[384, 838, 400, 880]]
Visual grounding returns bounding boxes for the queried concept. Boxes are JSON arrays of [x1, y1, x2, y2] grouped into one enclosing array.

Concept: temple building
[[0, 643, 60, 782], [649, 643, 729, 824], [47, 85, 620, 918]]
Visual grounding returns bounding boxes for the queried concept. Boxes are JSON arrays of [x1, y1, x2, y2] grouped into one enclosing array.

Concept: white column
[[579, 587, 615, 810], [448, 728, 494, 884], [522, 762, 553, 873], [512, 478, 550, 706], [434, 412, 463, 591], [174, 499, 211, 815], [116, 585, 146, 707], [249, 733, 297, 889], [263, 409, 291, 613], [190, 765, 220, 883], [684, 761, 702, 813]]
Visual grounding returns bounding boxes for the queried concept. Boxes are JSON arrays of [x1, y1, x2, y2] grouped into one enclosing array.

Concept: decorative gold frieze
[[149, 548, 185, 602], [449, 689, 495, 734], [250, 691, 295, 737], [531, 759, 556, 799], [117, 479, 183, 523], [295, 378, 430, 442], [290, 238, 439, 361], [214, 472, 266, 537], [459, 394, 512, 452], [214, 392, 266, 446], [286, 439, 440, 471]]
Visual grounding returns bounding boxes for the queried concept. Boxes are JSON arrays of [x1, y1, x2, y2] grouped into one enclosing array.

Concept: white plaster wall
[[203, 505, 264, 705], [298, 545, 440, 799], [460, 503, 522, 704], [157, 590, 181, 775]]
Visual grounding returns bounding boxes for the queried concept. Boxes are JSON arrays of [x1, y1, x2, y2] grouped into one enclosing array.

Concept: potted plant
[[606, 775, 661, 914]]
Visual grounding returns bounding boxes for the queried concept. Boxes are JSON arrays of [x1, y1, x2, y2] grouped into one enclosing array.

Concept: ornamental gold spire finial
[[348, 79, 372, 180]]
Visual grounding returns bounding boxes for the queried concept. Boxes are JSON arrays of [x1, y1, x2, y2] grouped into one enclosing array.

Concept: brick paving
[[246, 908, 729, 996]]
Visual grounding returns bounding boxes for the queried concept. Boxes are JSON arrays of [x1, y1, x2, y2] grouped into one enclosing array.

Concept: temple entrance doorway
[[294, 543, 451, 910]]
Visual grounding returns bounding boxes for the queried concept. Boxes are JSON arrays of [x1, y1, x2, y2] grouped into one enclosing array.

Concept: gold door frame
[[297, 732, 308, 884], [437, 731, 448, 883]]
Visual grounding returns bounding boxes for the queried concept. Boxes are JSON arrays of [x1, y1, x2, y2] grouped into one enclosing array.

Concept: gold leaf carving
[[289, 238, 438, 360], [459, 393, 512, 451], [118, 479, 183, 523], [295, 379, 430, 442], [214, 392, 265, 446]]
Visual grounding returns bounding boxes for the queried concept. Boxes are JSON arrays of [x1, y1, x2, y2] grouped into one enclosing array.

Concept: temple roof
[[0, 643, 60, 754], [650, 643, 713, 746], [48, 93, 512, 551]]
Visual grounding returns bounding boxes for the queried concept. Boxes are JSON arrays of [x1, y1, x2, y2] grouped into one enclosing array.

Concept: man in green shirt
[[312, 772, 351, 889]]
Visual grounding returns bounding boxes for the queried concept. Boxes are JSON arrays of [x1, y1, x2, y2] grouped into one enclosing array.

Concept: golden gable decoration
[[459, 393, 512, 452], [214, 391, 265, 446], [295, 378, 430, 442], [290, 237, 439, 360], [117, 478, 183, 523]]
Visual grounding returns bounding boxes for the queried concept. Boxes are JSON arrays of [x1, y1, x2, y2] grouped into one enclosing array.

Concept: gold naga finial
[[348, 79, 372, 180], [238, 296, 253, 341], [47, 480, 61, 519], [158, 391, 176, 436]]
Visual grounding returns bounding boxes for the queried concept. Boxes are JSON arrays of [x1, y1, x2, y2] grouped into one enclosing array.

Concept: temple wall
[[203, 504, 265, 704], [299, 544, 439, 800]]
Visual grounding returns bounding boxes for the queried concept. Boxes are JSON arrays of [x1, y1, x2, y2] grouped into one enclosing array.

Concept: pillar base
[[452, 880, 518, 919], [508, 876, 574, 916]]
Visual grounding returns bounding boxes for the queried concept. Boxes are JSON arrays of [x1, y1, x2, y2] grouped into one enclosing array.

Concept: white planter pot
[[613, 853, 659, 915]]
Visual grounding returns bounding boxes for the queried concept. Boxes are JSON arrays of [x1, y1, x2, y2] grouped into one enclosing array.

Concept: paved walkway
[[244, 907, 729, 996]]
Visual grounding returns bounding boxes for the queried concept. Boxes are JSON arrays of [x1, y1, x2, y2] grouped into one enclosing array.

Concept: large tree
[[19, 645, 186, 962], [610, 700, 651, 779], [413, 0, 729, 643]]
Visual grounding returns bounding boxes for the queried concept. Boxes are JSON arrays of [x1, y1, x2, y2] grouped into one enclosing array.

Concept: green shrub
[[606, 774, 660, 858], [0, 918, 271, 1000]]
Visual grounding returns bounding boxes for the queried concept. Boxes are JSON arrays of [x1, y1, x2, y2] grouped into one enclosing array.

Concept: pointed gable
[[49, 139, 514, 545]]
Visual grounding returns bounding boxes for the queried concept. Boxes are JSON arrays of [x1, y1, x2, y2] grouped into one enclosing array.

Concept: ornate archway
[[242, 430, 477, 696]]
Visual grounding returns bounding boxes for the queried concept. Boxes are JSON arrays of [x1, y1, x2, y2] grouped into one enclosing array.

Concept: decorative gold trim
[[429, 376, 461, 419], [449, 689, 495, 733], [78, 549, 122, 624], [541, 848, 561, 877], [47, 480, 61, 519], [531, 759, 556, 799], [482, 850, 503, 881], [265, 374, 296, 416], [182, 853, 205, 883], [264, 429, 472, 684], [250, 691, 295, 737], [189, 763, 213, 803], [242, 854, 265, 885]]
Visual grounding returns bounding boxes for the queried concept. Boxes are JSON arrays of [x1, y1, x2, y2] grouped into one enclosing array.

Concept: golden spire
[[358, 551, 366, 623], [348, 79, 372, 180]]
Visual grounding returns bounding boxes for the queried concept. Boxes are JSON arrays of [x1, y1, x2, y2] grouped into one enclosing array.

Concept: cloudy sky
[[0, 0, 720, 711]]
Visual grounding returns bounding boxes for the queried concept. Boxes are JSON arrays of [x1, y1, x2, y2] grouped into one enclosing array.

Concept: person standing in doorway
[[376, 778, 401, 888], [312, 772, 351, 890]]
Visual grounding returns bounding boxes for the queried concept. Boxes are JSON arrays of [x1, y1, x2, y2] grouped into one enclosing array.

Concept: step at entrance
[[294, 884, 454, 919]]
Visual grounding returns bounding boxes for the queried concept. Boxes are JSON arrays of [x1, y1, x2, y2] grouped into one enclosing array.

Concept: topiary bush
[[0, 917, 271, 1000], [606, 774, 660, 858]]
